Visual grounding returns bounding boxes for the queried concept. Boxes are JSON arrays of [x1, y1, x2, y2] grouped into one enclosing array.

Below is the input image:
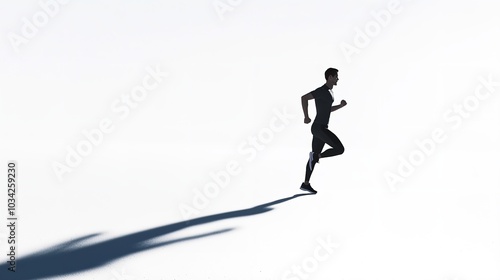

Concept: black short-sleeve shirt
[[311, 84, 333, 125]]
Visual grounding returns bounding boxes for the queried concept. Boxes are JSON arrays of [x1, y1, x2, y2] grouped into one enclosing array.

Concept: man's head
[[325, 68, 339, 88]]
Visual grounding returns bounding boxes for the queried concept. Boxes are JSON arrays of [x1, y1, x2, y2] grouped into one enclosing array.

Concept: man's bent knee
[[339, 145, 345, 155]]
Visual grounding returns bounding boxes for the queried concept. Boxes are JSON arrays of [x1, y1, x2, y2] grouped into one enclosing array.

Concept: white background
[[1, 0, 499, 279]]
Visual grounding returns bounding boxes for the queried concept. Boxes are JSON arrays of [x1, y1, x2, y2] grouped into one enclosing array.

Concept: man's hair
[[324, 68, 338, 80]]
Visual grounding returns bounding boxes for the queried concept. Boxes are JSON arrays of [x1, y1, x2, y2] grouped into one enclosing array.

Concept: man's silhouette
[[300, 68, 347, 194]]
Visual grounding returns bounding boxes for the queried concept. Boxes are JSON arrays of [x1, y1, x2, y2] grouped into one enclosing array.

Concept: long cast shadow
[[1, 193, 312, 279]]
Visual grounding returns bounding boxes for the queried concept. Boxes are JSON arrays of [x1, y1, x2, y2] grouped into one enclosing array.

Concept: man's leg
[[314, 126, 344, 158], [304, 136, 325, 183]]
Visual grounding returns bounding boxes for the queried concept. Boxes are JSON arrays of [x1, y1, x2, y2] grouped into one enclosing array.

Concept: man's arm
[[301, 93, 314, 123], [331, 100, 347, 112]]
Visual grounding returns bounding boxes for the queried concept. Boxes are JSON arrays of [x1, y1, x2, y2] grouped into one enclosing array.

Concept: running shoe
[[300, 183, 317, 194]]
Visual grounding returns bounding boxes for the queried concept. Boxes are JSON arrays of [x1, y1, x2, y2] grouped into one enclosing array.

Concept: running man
[[300, 68, 347, 194]]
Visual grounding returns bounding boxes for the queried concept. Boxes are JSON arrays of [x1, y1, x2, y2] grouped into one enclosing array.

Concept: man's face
[[329, 74, 339, 86]]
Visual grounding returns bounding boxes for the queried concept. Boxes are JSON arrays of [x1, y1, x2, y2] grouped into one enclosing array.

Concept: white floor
[[1, 141, 499, 280]]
